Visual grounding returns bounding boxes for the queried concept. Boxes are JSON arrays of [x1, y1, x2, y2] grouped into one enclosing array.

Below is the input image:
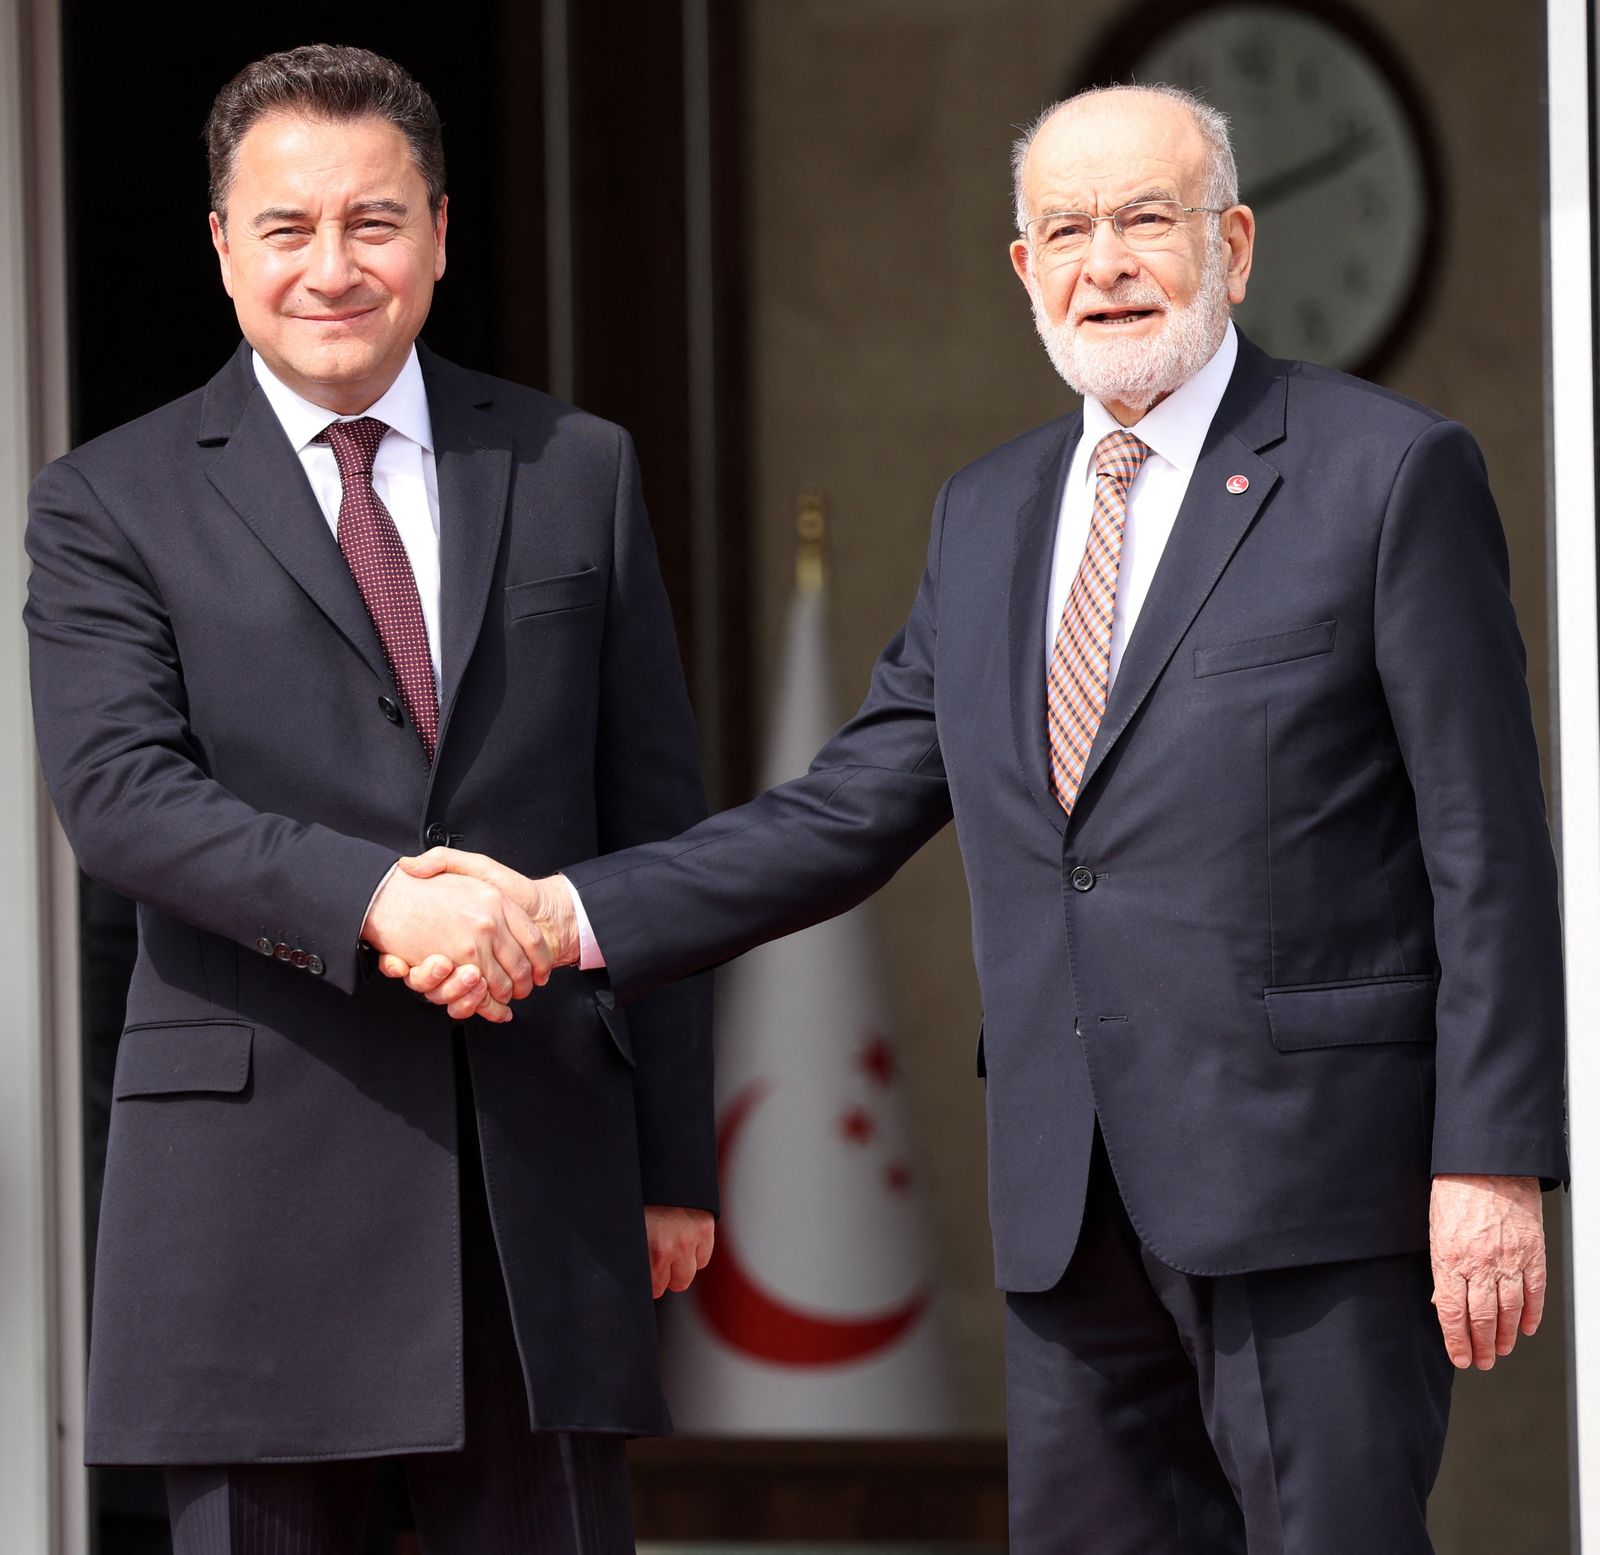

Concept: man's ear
[[1009, 235, 1034, 292], [432, 195, 449, 282], [209, 211, 234, 299], [1221, 204, 1255, 307]]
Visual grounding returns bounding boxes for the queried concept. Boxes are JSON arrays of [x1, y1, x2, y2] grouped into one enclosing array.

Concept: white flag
[[661, 577, 963, 1434]]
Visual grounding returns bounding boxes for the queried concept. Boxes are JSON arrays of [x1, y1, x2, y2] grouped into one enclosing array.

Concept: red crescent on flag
[[693, 1078, 931, 1367]]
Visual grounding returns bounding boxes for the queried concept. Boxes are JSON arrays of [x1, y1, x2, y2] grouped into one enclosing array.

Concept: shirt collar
[[1080, 320, 1238, 478], [251, 345, 434, 455]]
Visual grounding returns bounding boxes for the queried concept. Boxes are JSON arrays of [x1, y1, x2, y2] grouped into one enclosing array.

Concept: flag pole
[[796, 490, 826, 596]]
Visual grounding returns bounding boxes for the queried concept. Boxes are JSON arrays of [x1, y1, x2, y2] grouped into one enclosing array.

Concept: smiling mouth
[[1081, 307, 1161, 327], [297, 308, 377, 324]]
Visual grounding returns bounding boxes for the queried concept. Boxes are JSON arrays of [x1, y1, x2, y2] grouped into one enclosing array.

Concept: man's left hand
[[1429, 1173, 1546, 1370], [644, 1206, 715, 1299]]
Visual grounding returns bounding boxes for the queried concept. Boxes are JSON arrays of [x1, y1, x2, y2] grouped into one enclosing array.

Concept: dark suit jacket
[[26, 342, 714, 1464], [567, 334, 1566, 1292]]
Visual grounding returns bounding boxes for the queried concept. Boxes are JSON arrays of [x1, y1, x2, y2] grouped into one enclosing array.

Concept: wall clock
[[1075, 0, 1443, 378]]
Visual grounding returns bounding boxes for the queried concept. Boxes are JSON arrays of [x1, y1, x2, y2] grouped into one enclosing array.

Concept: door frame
[[0, 0, 82, 1548], [1547, 0, 1599, 1547]]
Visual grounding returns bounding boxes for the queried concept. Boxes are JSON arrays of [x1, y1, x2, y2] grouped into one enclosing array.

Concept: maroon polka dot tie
[[316, 417, 439, 762]]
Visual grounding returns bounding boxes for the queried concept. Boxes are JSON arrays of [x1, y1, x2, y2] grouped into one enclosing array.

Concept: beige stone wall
[[744, 0, 1564, 1542]]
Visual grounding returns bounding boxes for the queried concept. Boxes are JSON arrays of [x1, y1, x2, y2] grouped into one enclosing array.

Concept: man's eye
[[355, 220, 397, 234], [265, 228, 307, 241], [1046, 219, 1091, 244], [1123, 210, 1173, 232]]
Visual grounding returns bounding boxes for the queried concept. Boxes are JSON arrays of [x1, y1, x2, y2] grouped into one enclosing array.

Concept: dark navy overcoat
[[26, 343, 715, 1464]]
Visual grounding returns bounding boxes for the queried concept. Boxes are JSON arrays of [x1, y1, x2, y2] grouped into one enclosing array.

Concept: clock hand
[[1247, 125, 1382, 211]]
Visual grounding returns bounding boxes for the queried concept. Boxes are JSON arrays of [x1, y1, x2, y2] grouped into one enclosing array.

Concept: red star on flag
[[859, 1033, 898, 1087], [838, 1106, 877, 1145]]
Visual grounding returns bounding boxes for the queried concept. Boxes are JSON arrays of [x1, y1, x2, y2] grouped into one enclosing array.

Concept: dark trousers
[[1004, 1132, 1453, 1555], [167, 1038, 634, 1555]]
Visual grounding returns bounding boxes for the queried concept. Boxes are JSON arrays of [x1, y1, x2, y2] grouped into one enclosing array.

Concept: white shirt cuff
[[361, 861, 401, 938], [563, 875, 606, 970]]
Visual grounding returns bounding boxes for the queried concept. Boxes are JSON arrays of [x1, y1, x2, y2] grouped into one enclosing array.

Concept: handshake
[[361, 847, 579, 1022]]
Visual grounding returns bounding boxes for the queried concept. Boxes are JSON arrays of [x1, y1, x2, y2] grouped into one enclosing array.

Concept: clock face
[[1106, 2, 1436, 373]]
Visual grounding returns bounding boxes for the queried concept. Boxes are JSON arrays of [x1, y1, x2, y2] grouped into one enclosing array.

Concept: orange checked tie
[[1047, 429, 1150, 815]]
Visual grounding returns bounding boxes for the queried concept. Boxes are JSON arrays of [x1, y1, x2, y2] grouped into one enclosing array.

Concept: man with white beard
[[385, 85, 1567, 1554], [1019, 91, 1236, 414]]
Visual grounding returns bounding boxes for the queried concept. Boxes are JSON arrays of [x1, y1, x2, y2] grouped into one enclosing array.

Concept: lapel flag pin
[[1226, 474, 1250, 494]]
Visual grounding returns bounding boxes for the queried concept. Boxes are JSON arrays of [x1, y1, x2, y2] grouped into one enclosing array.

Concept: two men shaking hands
[[28, 34, 1565, 1553]]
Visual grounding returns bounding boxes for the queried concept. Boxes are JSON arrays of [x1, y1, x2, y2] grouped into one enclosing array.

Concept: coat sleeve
[[566, 476, 957, 1010], [24, 456, 396, 994], [1373, 418, 1567, 1183]]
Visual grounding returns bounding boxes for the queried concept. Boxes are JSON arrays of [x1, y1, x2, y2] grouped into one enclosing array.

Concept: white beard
[[1030, 246, 1231, 414]]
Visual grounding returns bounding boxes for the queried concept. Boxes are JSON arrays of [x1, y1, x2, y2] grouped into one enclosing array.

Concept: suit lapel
[[421, 347, 514, 732], [1007, 419, 1081, 836], [200, 345, 390, 685], [1074, 339, 1287, 809]]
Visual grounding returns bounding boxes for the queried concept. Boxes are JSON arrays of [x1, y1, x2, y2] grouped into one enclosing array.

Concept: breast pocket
[[1193, 620, 1337, 678], [505, 567, 603, 623]]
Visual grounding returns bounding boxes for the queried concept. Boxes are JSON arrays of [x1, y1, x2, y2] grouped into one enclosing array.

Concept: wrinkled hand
[[374, 849, 579, 1020], [645, 1206, 715, 1299], [1429, 1173, 1547, 1370], [363, 867, 546, 1024]]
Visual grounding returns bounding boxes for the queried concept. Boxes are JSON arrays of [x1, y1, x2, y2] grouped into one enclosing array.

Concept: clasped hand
[[362, 848, 577, 1022]]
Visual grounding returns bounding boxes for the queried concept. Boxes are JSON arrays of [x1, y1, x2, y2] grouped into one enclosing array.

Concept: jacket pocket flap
[[1264, 976, 1437, 1053], [114, 1021, 254, 1098], [1194, 620, 1337, 678], [592, 985, 636, 1069], [505, 568, 602, 621]]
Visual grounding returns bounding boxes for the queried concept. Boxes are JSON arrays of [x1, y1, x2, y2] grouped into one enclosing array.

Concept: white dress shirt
[[572, 325, 1242, 975], [252, 347, 443, 690], [1045, 322, 1238, 683]]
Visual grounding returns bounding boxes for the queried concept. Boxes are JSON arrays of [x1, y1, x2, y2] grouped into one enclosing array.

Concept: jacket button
[[424, 822, 450, 848], [306, 955, 325, 977], [378, 695, 403, 726], [1070, 866, 1096, 892], [273, 942, 292, 961], [290, 949, 309, 969], [254, 937, 274, 956]]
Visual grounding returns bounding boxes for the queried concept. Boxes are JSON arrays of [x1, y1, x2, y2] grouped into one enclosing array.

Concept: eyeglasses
[[1024, 199, 1225, 261]]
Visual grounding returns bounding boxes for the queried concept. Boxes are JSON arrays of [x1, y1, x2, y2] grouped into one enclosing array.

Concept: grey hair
[[1011, 84, 1239, 233]]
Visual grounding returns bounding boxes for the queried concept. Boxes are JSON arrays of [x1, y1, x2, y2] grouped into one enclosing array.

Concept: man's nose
[[303, 224, 363, 295], [1078, 218, 1138, 291]]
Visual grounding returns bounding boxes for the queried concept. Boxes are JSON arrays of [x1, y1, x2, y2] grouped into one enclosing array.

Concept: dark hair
[[205, 44, 445, 226]]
